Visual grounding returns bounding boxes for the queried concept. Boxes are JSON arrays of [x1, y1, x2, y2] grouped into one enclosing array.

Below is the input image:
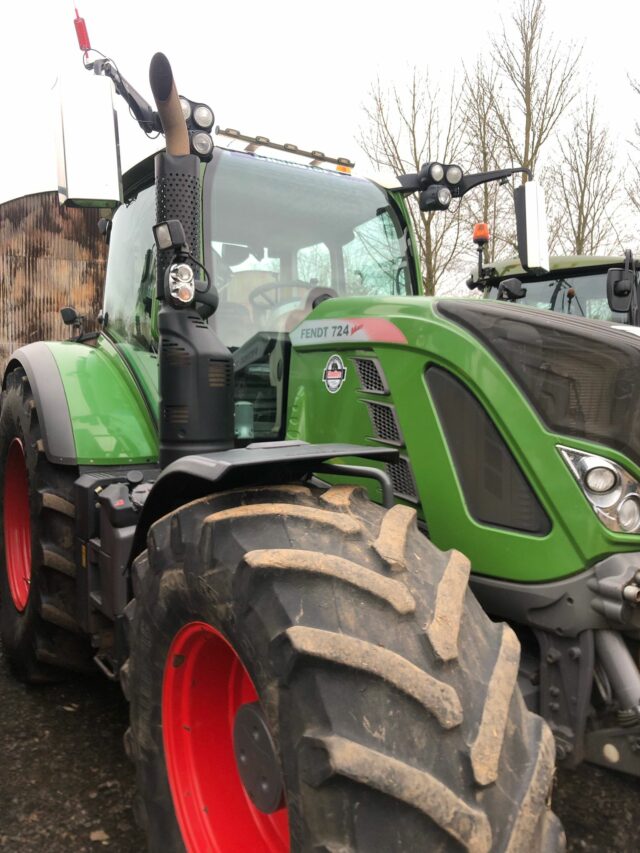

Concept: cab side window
[[103, 185, 156, 350]]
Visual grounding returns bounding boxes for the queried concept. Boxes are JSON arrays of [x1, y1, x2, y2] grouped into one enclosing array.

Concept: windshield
[[204, 149, 415, 348], [489, 270, 631, 324]]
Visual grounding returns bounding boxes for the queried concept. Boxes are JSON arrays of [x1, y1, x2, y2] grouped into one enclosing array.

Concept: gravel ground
[[0, 645, 639, 852]]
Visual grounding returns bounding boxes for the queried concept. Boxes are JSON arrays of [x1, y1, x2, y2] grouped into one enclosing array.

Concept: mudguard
[[129, 442, 398, 562], [4, 338, 158, 467]]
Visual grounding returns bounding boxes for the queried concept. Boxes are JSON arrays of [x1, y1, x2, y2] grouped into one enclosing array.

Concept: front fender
[[4, 338, 158, 466]]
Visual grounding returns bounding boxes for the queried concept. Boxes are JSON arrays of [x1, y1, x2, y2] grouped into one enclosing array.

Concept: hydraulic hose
[[149, 52, 189, 156], [595, 630, 640, 711]]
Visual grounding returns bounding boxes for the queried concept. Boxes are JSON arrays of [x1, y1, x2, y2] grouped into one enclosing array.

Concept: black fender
[[130, 442, 398, 562], [3, 344, 76, 465]]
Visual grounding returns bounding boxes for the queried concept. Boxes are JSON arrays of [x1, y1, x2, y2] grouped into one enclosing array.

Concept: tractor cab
[[104, 145, 418, 441]]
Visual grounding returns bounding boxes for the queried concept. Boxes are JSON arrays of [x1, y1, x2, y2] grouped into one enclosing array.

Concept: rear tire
[[0, 366, 92, 682], [127, 483, 565, 852]]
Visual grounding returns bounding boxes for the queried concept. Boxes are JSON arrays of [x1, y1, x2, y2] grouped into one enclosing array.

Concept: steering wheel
[[249, 280, 315, 310]]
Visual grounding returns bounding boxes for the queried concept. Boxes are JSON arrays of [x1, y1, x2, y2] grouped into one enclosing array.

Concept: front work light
[[417, 162, 465, 190], [446, 165, 463, 185], [193, 104, 214, 130], [168, 263, 195, 304], [419, 184, 452, 211], [179, 97, 192, 121], [191, 131, 214, 159], [153, 219, 188, 252], [428, 162, 444, 182]]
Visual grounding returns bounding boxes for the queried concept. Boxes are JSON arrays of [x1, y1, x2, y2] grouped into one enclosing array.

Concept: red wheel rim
[[162, 621, 290, 853], [3, 438, 31, 612]]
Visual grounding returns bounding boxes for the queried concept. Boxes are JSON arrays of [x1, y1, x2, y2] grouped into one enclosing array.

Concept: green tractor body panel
[[287, 295, 640, 583], [46, 337, 158, 465]]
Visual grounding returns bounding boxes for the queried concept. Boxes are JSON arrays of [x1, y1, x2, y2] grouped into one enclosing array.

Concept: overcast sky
[[0, 0, 639, 205]]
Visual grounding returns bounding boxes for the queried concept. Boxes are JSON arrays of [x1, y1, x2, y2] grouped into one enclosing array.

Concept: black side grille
[[164, 405, 189, 425], [353, 358, 388, 394], [367, 402, 402, 445], [386, 457, 419, 503], [426, 365, 550, 534], [163, 341, 191, 368], [208, 360, 232, 388]]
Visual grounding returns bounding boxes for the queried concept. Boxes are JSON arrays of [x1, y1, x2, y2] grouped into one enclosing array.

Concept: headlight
[[559, 445, 640, 533], [446, 165, 463, 185], [193, 105, 214, 129], [618, 497, 640, 532], [437, 187, 452, 206], [584, 465, 618, 494], [191, 131, 214, 157], [430, 163, 444, 182], [179, 97, 192, 121], [168, 263, 195, 304]]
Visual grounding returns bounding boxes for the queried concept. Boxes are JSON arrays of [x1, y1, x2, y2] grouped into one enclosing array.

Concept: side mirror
[[514, 181, 549, 274], [222, 243, 251, 266], [606, 268, 634, 314], [60, 306, 79, 326], [54, 71, 123, 208], [497, 278, 527, 302]]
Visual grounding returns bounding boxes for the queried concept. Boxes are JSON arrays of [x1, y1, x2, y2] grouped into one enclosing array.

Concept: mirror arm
[[454, 167, 532, 198], [392, 166, 532, 197], [394, 172, 420, 195], [90, 58, 162, 134]]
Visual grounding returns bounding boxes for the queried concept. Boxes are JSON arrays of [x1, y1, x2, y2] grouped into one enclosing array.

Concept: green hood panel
[[287, 295, 640, 583], [45, 338, 158, 465]]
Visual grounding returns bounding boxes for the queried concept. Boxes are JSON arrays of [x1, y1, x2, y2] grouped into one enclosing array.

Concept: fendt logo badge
[[323, 354, 347, 393]]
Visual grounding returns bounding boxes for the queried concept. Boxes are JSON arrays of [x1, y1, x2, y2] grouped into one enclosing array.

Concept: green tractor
[[0, 37, 563, 852], [4, 18, 639, 852]]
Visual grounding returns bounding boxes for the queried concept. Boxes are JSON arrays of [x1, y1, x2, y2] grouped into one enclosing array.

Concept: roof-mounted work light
[[419, 185, 452, 211]]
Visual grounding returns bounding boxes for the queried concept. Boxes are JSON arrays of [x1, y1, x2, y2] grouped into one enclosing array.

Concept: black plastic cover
[[426, 366, 550, 534], [129, 442, 399, 562], [437, 300, 640, 467], [158, 305, 235, 467]]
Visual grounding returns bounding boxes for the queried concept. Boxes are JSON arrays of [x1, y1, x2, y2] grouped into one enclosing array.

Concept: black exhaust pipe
[[150, 53, 234, 468]]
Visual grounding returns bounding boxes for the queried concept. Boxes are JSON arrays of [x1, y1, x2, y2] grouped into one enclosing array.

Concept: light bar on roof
[[215, 126, 354, 170]]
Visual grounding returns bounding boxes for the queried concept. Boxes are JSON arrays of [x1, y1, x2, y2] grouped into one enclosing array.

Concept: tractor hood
[[287, 294, 640, 582], [437, 300, 640, 468], [291, 295, 640, 469]]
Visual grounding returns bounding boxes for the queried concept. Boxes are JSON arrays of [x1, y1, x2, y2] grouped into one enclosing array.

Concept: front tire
[[127, 483, 564, 852], [0, 366, 92, 682]]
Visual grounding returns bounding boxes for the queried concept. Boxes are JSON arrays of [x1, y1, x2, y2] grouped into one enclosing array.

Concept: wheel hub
[[162, 621, 290, 852], [4, 438, 32, 612], [233, 701, 284, 814]]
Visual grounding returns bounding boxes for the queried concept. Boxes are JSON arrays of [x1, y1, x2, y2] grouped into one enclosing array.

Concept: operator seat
[[281, 287, 338, 332]]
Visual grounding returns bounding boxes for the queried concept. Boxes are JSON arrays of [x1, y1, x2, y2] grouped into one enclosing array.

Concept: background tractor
[[467, 224, 640, 326]]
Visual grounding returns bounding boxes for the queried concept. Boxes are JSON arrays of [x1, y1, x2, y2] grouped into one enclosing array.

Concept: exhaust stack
[[150, 54, 234, 468]]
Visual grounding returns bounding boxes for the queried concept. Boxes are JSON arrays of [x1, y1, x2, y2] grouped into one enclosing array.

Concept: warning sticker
[[322, 354, 347, 393]]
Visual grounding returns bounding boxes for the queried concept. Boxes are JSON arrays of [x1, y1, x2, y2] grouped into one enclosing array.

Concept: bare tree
[[489, 0, 581, 183], [627, 76, 640, 218], [358, 71, 468, 295], [550, 98, 622, 255], [461, 61, 518, 264]]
